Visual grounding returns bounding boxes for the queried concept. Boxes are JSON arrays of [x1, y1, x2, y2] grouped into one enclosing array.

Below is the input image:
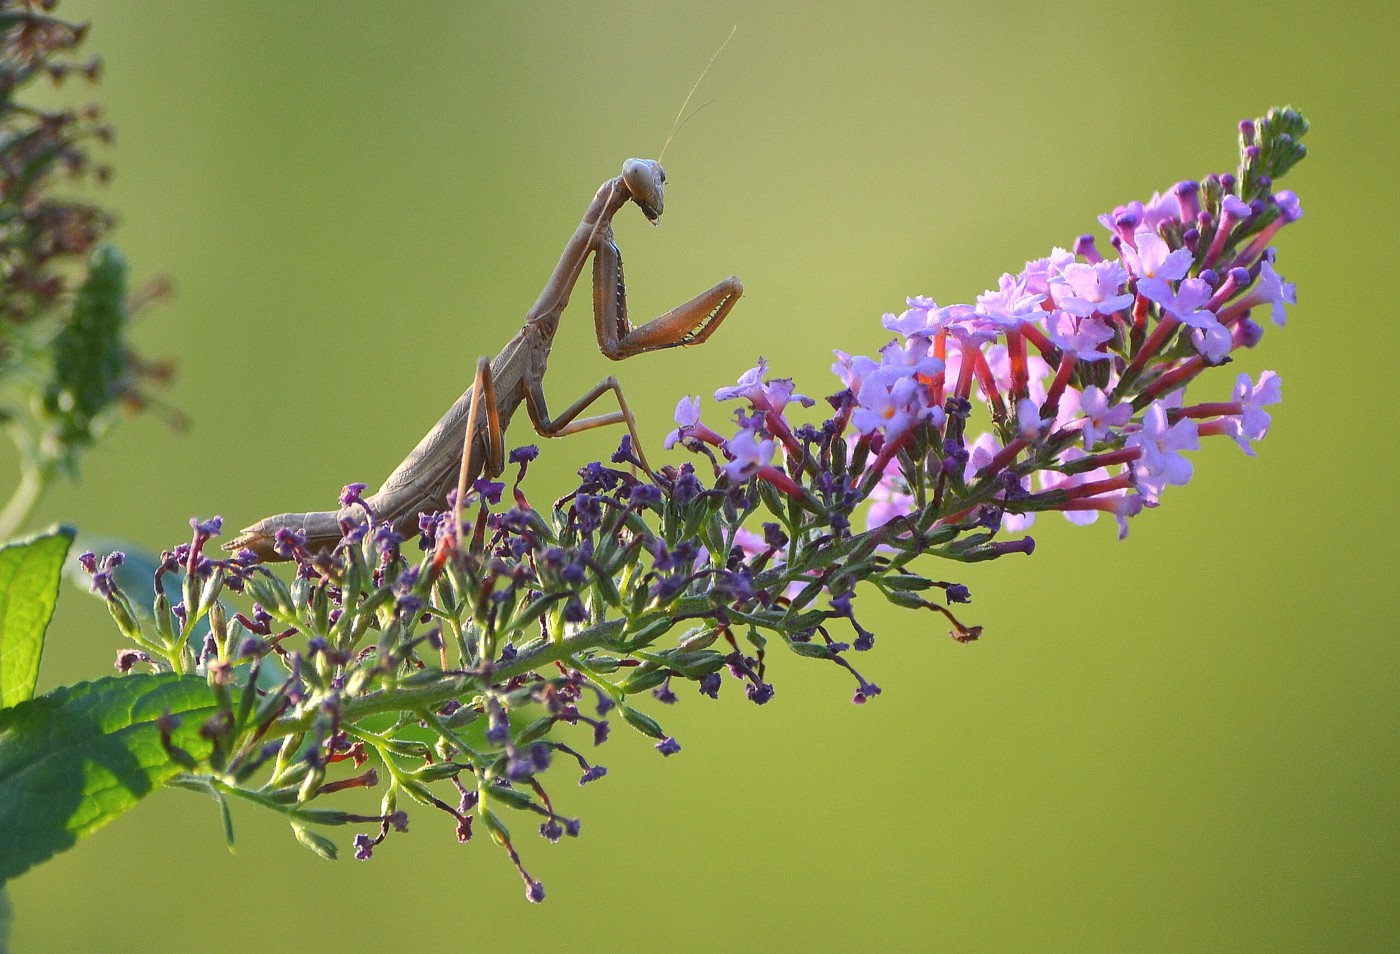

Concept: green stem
[[0, 463, 47, 540]]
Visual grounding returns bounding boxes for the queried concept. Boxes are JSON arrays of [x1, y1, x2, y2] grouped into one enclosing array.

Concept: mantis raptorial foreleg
[[229, 158, 742, 562]]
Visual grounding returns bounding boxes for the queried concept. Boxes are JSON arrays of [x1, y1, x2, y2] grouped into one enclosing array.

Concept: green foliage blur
[[8, 1, 1396, 951]]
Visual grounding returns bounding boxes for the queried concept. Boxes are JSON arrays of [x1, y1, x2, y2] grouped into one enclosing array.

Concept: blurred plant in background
[[0, 0, 172, 539], [0, 0, 1309, 916]]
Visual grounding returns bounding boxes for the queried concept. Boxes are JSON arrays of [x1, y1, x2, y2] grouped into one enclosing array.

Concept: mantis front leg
[[592, 233, 742, 360]]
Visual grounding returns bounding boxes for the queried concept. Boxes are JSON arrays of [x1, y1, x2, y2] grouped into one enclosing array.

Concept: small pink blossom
[[664, 396, 724, 450], [1076, 386, 1133, 449], [1122, 231, 1193, 283], [1045, 310, 1115, 361], [1139, 276, 1220, 330], [721, 428, 776, 482], [1226, 370, 1282, 455], [1051, 260, 1133, 318], [1127, 402, 1200, 503], [975, 273, 1044, 329]]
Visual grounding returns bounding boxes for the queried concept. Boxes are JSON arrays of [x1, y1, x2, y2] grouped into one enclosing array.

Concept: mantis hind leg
[[453, 355, 505, 533]]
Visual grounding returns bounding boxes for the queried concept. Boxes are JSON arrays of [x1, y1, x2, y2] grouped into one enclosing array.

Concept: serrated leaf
[[0, 526, 75, 708], [0, 673, 215, 882]]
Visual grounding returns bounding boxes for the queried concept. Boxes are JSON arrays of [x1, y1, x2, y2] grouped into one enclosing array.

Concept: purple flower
[[974, 273, 1044, 329], [1122, 231, 1193, 284], [1127, 402, 1200, 503], [1243, 258, 1297, 327], [1046, 311, 1114, 361], [832, 349, 880, 392], [1051, 260, 1133, 318], [870, 336, 944, 387], [852, 375, 937, 440], [1021, 248, 1076, 297], [721, 427, 776, 482], [1226, 371, 1283, 455], [882, 295, 940, 337], [1140, 276, 1220, 330], [1076, 386, 1133, 449]]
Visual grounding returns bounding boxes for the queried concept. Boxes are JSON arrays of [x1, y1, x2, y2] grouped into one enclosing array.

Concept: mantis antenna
[[658, 25, 736, 163]]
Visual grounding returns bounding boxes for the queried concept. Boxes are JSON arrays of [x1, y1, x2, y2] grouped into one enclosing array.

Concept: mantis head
[[621, 158, 665, 223]]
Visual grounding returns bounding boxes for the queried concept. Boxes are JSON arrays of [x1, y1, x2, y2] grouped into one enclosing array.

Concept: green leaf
[[291, 822, 338, 861], [0, 673, 215, 882], [0, 526, 75, 708], [42, 244, 130, 461]]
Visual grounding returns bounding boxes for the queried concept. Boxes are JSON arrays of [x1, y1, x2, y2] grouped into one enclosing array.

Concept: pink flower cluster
[[666, 115, 1301, 553]]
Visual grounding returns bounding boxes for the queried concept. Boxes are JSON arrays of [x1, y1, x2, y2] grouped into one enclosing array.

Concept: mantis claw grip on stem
[[228, 158, 743, 561]]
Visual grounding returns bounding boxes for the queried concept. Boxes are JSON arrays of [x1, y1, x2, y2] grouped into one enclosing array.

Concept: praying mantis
[[227, 158, 743, 561]]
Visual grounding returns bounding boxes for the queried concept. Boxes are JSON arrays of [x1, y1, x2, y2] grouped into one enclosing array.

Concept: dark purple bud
[[563, 596, 587, 624], [509, 444, 540, 464], [90, 570, 116, 598], [373, 524, 403, 554], [944, 583, 971, 604], [610, 434, 640, 466], [655, 737, 681, 757], [762, 522, 788, 549], [628, 483, 663, 508], [526, 881, 546, 904], [672, 467, 703, 506], [1220, 173, 1236, 194], [852, 681, 882, 705], [190, 516, 223, 537], [1238, 317, 1264, 348], [745, 683, 774, 705], [1199, 269, 1219, 287], [1238, 119, 1255, 139], [579, 765, 608, 785], [272, 528, 305, 558], [1173, 179, 1200, 197], [987, 536, 1035, 557], [474, 479, 505, 505], [698, 672, 721, 699]]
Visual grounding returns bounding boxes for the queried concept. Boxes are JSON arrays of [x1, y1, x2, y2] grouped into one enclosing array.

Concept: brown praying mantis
[[227, 158, 743, 561]]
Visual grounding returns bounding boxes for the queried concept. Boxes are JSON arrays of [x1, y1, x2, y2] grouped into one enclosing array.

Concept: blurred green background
[[8, 1, 1397, 950]]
